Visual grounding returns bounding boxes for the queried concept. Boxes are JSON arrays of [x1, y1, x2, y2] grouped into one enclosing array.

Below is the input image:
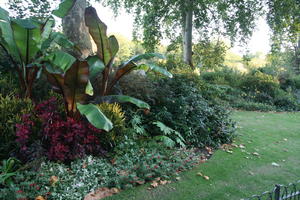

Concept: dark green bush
[[0, 95, 34, 159], [233, 100, 276, 111], [144, 74, 236, 148]]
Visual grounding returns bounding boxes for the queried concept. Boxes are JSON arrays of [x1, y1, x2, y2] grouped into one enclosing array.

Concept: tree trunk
[[294, 35, 300, 74], [182, 1, 193, 68], [62, 0, 93, 59]]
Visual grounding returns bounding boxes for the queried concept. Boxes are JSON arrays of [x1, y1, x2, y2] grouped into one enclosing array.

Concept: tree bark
[[294, 35, 300, 74], [62, 0, 93, 59], [182, 1, 193, 68]]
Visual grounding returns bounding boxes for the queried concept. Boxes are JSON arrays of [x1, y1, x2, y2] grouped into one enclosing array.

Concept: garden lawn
[[106, 111, 300, 200]]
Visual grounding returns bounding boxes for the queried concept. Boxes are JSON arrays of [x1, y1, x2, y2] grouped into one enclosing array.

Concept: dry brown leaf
[[50, 176, 59, 186], [150, 181, 159, 188], [82, 162, 87, 169], [160, 180, 168, 185], [84, 187, 120, 200], [136, 180, 145, 185], [35, 196, 45, 200], [252, 152, 260, 156], [197, 172, 203, 176]]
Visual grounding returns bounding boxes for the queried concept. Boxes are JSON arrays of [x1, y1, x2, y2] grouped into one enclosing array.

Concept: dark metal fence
[[246, 180, 300, 200]]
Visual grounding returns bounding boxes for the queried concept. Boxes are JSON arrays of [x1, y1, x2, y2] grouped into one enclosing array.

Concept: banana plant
[[44, 6, 173, 132], [0, 0, 75, 98], [84, 6, 173, 98]]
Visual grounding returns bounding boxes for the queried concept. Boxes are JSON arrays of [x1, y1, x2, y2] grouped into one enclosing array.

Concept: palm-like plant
[[0, 0, 75, 98]]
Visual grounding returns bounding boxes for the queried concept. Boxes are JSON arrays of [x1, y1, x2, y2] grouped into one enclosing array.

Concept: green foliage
[[200, 67, 300, 111], [103, 0, 263, 51], [98, 103, 126, 148], [234, 100, 276, 112], [193, 40, 227, 69], [152, 121, 185, 148], [0, 142, 204, 199], [146, 74, 236, 148], [0, 5, 75, 98], [0, 158, 21, 186], [0, 95, 34, 159]]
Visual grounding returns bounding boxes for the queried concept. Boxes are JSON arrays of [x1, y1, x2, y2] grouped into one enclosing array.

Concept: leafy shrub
[[0, 141, 204, 200], [16, 97, 105, 162], [145, 74, 236, 148], [0, 95, 34, 159], [233, 100, 276, 111], [97, 103, 126, 149], [239, 71, 280, 98], [0, 72, 19, 97]]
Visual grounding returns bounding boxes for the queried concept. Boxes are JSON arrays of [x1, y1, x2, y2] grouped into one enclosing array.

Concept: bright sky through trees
[[0, 0, 270, 55]]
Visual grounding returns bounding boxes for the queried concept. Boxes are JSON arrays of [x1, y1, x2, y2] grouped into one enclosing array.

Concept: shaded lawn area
[[106, 111, 300, 200]]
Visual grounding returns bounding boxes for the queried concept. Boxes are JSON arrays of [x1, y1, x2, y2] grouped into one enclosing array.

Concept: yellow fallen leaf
[[50, 176, 59, 186], [150, 181, 159, 188], [35, 196, 45, 200], [197, 172, 203, 176]]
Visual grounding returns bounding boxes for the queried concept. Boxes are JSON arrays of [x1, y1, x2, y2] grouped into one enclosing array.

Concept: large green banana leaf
[[0, 7, 21, 63], [85, 7, 119, 66], [52, 0, 76, 18], [10, 19, 42, 65], [77, 103, 113, 132], [97, 95, 150, 109]]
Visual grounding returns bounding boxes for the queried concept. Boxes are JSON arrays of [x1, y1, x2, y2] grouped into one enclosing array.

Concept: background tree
[[8, 0, 55, 20], [266, 0, 300, 73], [101, 0, 263, 67]]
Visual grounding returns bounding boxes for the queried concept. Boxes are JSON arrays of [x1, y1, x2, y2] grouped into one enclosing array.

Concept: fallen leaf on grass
[[226, 150, 233, 154], [283, 138, 288, 141], [248, 171, 254, 176], [197, 172, 203, 176], [84, 187, 120, 200], [239, 144, 246, 149], [252, 152, 260, 156], [271, 162, 280, 167], [197, 172, 210, 180], [175, 177, 181, 181]]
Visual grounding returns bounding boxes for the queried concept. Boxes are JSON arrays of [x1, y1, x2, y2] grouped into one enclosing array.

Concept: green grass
[[107, 111, 300, 200]]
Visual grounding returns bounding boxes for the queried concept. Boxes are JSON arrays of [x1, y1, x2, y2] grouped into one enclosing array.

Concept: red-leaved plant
[[16, 97, 105, 162]]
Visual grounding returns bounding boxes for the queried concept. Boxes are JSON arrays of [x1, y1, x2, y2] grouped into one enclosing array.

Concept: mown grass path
[[107, 111, 300, 200]]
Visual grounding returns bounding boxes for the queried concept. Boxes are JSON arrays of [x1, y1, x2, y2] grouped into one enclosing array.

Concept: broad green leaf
[[138, 63, 173, 78], [104, 95, 150, 109], [52, 0, 75, 18], [121, 53, 166, 67], [41, 32, 74, 51], [87, 55, 105, 80], [0, 7, 21, 63], [77, 103, 113, 132], [85, 7, 113, 65], [46, 51, 76, 72], [40, 17, 55, 44], [85, 80, 94, 96], [11, 19, 42, 64], [108, 35, 119, 59], [153, 136, 175, 148]]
